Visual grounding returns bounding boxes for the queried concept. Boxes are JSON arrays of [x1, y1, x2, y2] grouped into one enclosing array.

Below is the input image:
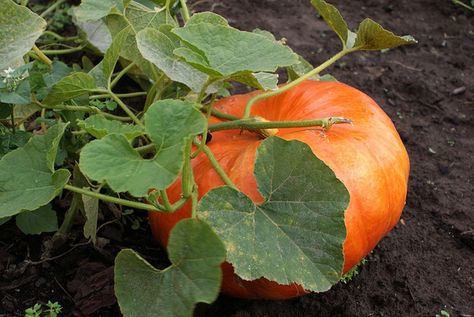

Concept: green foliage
[[0, 123, 70, 218], [340, 258, 367, 284], [115, 219, 226, 317], [198, 137, 349, 292], [16, 204, 58, 235], [42, 72, 96, 105], [311, 0, 417, 50], [24, 301, 62, 317], [77, 114, 143, 140], [0, 0, 46, 70], [45, 301, 62, 317], [24, 303, 42, 317], [79, 100, 206, 197], [0, 0, 417, 315], [436, 310, 451, 317], [137, 27, 210, 92], [0, 125, 31, 158], [172, 22, 298, 77]]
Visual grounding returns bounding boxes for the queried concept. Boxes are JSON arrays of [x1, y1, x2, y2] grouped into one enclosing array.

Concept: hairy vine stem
[[64, 184, 159, 212], [194, 139, 237, 190], [110, 62, 136, 89], [108, 91, 145, 128], [41, 45, 88, 55], [208, 116, 352, 132], [34, 99, 132, 121], [180, 0, 191, 22], [89, 91, 147, 99]]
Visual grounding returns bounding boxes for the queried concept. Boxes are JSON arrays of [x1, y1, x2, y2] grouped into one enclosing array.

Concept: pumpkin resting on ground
[[148, 80, 410, 299]]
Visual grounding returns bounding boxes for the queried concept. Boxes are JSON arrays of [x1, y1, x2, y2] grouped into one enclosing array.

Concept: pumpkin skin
[[149, 80, 410, 299]]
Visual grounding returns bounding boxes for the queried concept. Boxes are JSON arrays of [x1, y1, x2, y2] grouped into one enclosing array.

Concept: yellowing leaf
[[198, 137, 349, 292]]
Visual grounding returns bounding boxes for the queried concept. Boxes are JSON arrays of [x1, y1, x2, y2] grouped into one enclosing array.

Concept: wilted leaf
[[82, 194, 99, 243], [354, 18, 417, 51], [311, 0, 348, 45], [198, 137, 349, 292], [115, 219, 225, 317]]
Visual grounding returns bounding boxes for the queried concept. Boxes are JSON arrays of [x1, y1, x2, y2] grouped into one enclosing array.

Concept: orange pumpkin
[[149, 80, 410, 299]]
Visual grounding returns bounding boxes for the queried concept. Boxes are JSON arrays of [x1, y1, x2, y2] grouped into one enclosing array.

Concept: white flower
[[3, 67, 15, 78]]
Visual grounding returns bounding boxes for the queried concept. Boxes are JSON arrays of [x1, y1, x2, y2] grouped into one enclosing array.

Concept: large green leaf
[[115, 219, 225, 317], [172, 23, 298, 77], [77, 114, 144, 140], [0, 123, 71, 218], [354, 18, 417, 50], [106, 2, 176, 79], [74, 0, 131, 22], [79, 100, 206, 197], [16, 204, 58, 235], [0, 0, 46, 70], [137, 28, 209, 92], [43, 72, 96, 105], [198, 137, 349, 292]]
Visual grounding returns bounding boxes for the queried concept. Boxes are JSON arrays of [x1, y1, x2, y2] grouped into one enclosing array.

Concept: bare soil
[[1, 0, 473, 316]]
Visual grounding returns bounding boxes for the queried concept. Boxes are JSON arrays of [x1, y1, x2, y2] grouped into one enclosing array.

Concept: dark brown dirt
[[1, 0, 473, 316]]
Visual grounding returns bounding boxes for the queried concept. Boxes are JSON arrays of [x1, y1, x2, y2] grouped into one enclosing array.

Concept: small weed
[[25, 303, 42, 317], [436, 309, 450, 317], [341, 258, 367, 284], [25, 301, 62, 317]]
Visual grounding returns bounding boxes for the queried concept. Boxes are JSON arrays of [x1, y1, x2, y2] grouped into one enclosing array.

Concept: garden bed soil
[[1, 0, 473, 316]]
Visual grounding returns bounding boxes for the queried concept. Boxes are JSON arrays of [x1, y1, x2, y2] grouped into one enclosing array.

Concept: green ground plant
[[0, 0, 415, 315]]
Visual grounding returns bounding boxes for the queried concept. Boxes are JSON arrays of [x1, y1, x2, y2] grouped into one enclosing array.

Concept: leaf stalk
[[243, 48, 358, 119], [108, 91, 145, 128], [64, 184, 159, 212]]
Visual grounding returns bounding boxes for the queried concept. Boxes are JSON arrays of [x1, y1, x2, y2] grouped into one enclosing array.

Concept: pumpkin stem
[[252, 116, 279, 138], [322, 117, 353, 131]]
